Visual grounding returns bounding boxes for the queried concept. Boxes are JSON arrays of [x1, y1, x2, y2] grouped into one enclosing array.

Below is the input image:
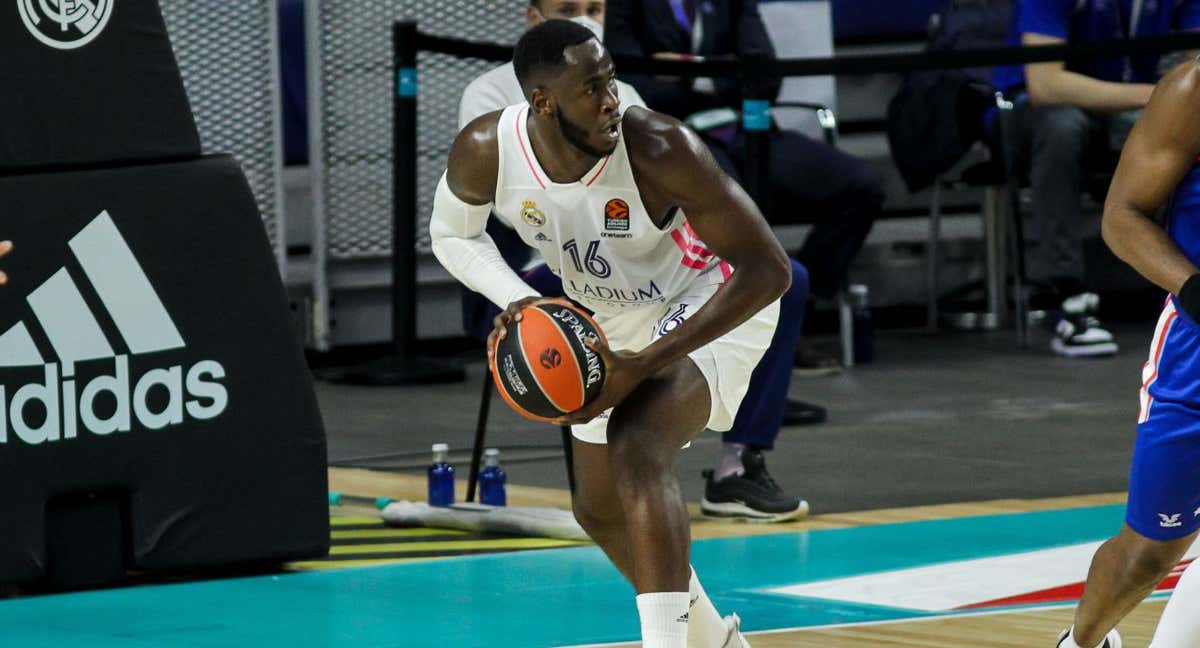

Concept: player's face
[[550, 40, 621, 158], [532, 1, 605, 25]]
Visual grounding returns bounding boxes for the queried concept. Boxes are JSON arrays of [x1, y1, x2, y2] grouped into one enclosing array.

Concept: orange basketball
[[490, 301, 607, 422]]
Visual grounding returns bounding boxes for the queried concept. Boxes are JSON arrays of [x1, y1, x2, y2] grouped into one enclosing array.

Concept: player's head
[[514, 19, 621, 158], [527, 1, 606, 32]]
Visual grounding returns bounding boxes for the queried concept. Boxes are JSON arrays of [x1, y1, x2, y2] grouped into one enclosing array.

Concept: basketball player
[[457, 0, 810, 523], [429, 20, 788, 648], [0, 240, 12, 286], [1056, 57, 1200, 648]]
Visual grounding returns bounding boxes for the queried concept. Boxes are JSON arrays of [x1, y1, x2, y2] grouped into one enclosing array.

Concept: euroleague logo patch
[[539, 348, 563, 370], [604, 199, 630, 231], [19, 0, 115, 50]]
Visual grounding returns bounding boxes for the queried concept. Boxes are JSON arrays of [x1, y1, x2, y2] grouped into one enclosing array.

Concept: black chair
[[926, 92, 1031, 347], [465, 369, 576, 502]]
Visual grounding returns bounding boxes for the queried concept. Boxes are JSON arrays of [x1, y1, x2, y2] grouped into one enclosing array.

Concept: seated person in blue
[[993, 0, 1200, 358]]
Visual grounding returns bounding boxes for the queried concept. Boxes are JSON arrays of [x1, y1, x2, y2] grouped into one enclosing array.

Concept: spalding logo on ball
[[490, 300, 607, 422]]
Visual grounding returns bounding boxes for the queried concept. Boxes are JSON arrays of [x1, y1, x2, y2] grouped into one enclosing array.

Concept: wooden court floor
[[589, 601, 1167, 647], [331, 468, 1169, 647]]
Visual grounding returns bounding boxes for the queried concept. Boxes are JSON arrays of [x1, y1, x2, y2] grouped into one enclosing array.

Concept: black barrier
[[0, 156, 330, 587], [0, 0, 328, 590], [415, 30, 1200, 77], [0, 0, 200, 172]]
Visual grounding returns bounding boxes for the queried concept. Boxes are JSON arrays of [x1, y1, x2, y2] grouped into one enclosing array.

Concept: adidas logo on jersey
[[0, 212, 229, 445]]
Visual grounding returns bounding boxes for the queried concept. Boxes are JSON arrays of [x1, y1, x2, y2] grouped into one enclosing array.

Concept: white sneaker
[[1051, 293, 1119, 358], [1056, 627, 1123, 648], [720, 613, 751, 648]]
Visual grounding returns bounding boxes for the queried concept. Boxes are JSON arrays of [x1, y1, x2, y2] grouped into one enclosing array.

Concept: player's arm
[[1102, 61, 1200, 310], [429, 113, 542, 333], [633, 113, 790, 372], [1022, 33, 1154, 111], [0, 240, 11, 285]]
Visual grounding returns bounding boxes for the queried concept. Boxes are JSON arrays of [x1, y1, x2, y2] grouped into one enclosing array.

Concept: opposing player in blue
[[1057, 57, 1200, 648]]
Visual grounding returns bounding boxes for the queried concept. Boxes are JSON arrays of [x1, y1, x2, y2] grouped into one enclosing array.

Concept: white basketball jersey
[[494, 104, 730, 319]]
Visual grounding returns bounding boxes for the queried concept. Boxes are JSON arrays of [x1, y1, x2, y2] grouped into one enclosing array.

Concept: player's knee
[[607, 425, 670, 484], [571, 494, 621, 534], [1123, 541, 1181, 584]]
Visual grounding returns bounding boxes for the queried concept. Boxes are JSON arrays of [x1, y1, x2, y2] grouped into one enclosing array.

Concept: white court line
[[554, 596, 1173, 648]]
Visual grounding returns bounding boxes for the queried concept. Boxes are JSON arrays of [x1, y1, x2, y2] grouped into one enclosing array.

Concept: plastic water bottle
[[479, 448, 507, 507], [427, 443, 455, 506], [849, 284, 875, 364]]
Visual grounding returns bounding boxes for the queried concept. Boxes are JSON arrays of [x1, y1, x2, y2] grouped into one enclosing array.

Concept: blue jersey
[[1167, 158, 1200, 270], [1129, 150, 1200, 542]]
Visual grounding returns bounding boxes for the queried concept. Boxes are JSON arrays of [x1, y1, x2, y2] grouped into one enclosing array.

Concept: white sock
[[687, 566, 728, 648], [1059, 626, 1111, 648], [1150, 559, 1200, 647], [636, 592, 689, 648], [713, 443, 745, 481]]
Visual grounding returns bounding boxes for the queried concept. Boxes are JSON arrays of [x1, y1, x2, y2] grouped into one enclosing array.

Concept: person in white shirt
[[459, 3, 647, 130]]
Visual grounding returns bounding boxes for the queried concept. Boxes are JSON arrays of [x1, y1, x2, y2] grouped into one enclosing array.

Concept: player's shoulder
[[448, 111, 504, 201], [621, 106, 707, 168], [1154, 57, 1200, 107], [454, 110, 504, 156]]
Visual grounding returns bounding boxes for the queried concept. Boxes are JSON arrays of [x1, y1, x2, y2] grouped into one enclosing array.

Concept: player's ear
[[530, 87, 555, 117], [526, 5, 544, 29]]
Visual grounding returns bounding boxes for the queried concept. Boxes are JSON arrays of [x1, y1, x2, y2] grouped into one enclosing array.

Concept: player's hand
[[0, 241, 12, 286], [486, 296, 545, 362], [554, 337, 649, 426]]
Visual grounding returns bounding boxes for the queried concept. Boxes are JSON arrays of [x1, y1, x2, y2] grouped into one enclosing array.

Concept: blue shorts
[[1128, 298, 1200, 541]]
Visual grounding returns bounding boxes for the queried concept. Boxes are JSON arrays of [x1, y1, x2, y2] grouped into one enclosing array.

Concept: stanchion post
[[329, 21, 464, 385], [394, 20, 418, 358], [741, 52, 772, 213]]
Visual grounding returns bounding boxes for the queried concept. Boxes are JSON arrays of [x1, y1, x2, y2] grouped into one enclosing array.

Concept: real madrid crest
[[521, 200, 546, 228], [19, 0, 115, 50]]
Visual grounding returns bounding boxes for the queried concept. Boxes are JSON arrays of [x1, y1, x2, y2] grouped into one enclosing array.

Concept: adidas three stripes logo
[[0, 212, 228, 445]]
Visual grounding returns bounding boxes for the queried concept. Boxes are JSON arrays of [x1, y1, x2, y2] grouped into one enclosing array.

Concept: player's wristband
[[1178, 274, 1200, 322]]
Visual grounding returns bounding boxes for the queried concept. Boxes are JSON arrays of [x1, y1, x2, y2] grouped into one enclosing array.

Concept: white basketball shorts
[[571, 270, 780, 445]]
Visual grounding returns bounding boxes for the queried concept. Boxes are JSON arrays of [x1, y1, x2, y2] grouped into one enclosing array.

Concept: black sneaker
[[701, 449, 809, 523], [781, 399, 827, 426], [1051, 293, 1118, 358]]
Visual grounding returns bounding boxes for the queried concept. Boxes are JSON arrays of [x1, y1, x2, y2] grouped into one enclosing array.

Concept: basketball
[[490, 300, 607, 422]]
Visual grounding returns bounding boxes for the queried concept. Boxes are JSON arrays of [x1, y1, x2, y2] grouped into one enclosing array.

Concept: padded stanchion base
[[328, 355, 465, 387]]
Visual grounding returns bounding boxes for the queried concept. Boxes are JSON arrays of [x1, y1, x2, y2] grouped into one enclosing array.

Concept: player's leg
[[606, 357, 711, 593], [1067, 525, 1194, 647], [568, 358, 709, 648], [1069, 367, 1200, 646], [570, 437, 634, 583]]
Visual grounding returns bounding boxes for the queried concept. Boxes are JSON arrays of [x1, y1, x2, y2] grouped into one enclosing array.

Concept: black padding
[[0, 156, 328, 585], [0, 0, 201, 171]]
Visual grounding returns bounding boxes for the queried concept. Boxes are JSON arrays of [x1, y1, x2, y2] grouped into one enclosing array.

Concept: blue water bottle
[[428, 443, 455, 506], [479, 448, 507, 507], [849, 284, 875, 364]]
